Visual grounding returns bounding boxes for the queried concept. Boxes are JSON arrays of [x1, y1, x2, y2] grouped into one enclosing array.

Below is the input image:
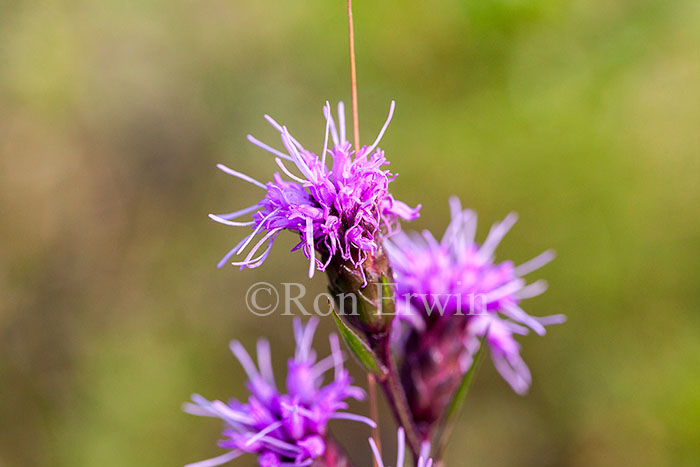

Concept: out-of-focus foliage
[[1, 0, 699, 466]]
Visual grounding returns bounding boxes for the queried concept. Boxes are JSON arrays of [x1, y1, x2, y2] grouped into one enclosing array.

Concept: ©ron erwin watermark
[[245, 281, 489, 317]]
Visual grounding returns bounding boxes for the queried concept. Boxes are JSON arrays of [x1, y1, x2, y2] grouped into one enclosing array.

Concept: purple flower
[[386, 196, 565, 399], [211, 101, 420, 278], [183, 318, 374, 467], [369, 428, 433, 467]]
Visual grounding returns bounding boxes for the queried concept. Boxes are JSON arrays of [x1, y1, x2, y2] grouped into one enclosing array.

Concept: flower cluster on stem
[[210, 102, 419, 280], [183, 318, 374, 467], [386, 197, 565, 439]]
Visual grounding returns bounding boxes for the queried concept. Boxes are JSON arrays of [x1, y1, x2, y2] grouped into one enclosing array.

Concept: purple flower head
[[386, 196, 565, 396], [369, 428, 434, 467], [211, 101, 420, 278], [183, 317, 374, 467]]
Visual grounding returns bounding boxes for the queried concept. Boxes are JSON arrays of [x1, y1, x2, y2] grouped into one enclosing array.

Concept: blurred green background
[[2, 0, 699, 465]]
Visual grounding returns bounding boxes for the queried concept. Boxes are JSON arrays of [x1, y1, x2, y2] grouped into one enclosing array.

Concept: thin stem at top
[[347, 0, 360, 153]]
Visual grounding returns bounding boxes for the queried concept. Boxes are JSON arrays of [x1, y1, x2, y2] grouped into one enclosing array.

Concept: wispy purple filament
[[369, 428, 434, 467]]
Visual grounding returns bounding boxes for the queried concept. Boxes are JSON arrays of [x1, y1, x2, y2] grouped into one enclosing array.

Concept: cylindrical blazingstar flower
[[369, 428, 434, 467], [183, 318, 375, 467], [210, 101, 419, 280], [385, 197, 565, 437]]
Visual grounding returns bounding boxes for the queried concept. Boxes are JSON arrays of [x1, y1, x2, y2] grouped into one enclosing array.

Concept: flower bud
[[325, 247, 395, 339]]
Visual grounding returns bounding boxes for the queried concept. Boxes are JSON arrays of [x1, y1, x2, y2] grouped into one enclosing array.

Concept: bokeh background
[[2, 0, 699, 465]]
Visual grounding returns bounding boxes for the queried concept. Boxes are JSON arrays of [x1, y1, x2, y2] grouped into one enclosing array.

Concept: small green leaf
[[435, 335, 487, 456], [331, 307, 388, 378]]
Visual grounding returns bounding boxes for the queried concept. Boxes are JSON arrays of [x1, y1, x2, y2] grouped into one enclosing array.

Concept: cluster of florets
[[210, 101, 419, 278], [184, 318, 373, 467], [386, 197, 565, 394]]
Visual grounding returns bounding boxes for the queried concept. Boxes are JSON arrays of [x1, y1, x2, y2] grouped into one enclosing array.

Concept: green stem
[[372, 336, 422, 460]]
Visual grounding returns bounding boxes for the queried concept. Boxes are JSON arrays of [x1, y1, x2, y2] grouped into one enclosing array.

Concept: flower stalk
[[372, 333, 424, 460], [347, 2, 380, 462]]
